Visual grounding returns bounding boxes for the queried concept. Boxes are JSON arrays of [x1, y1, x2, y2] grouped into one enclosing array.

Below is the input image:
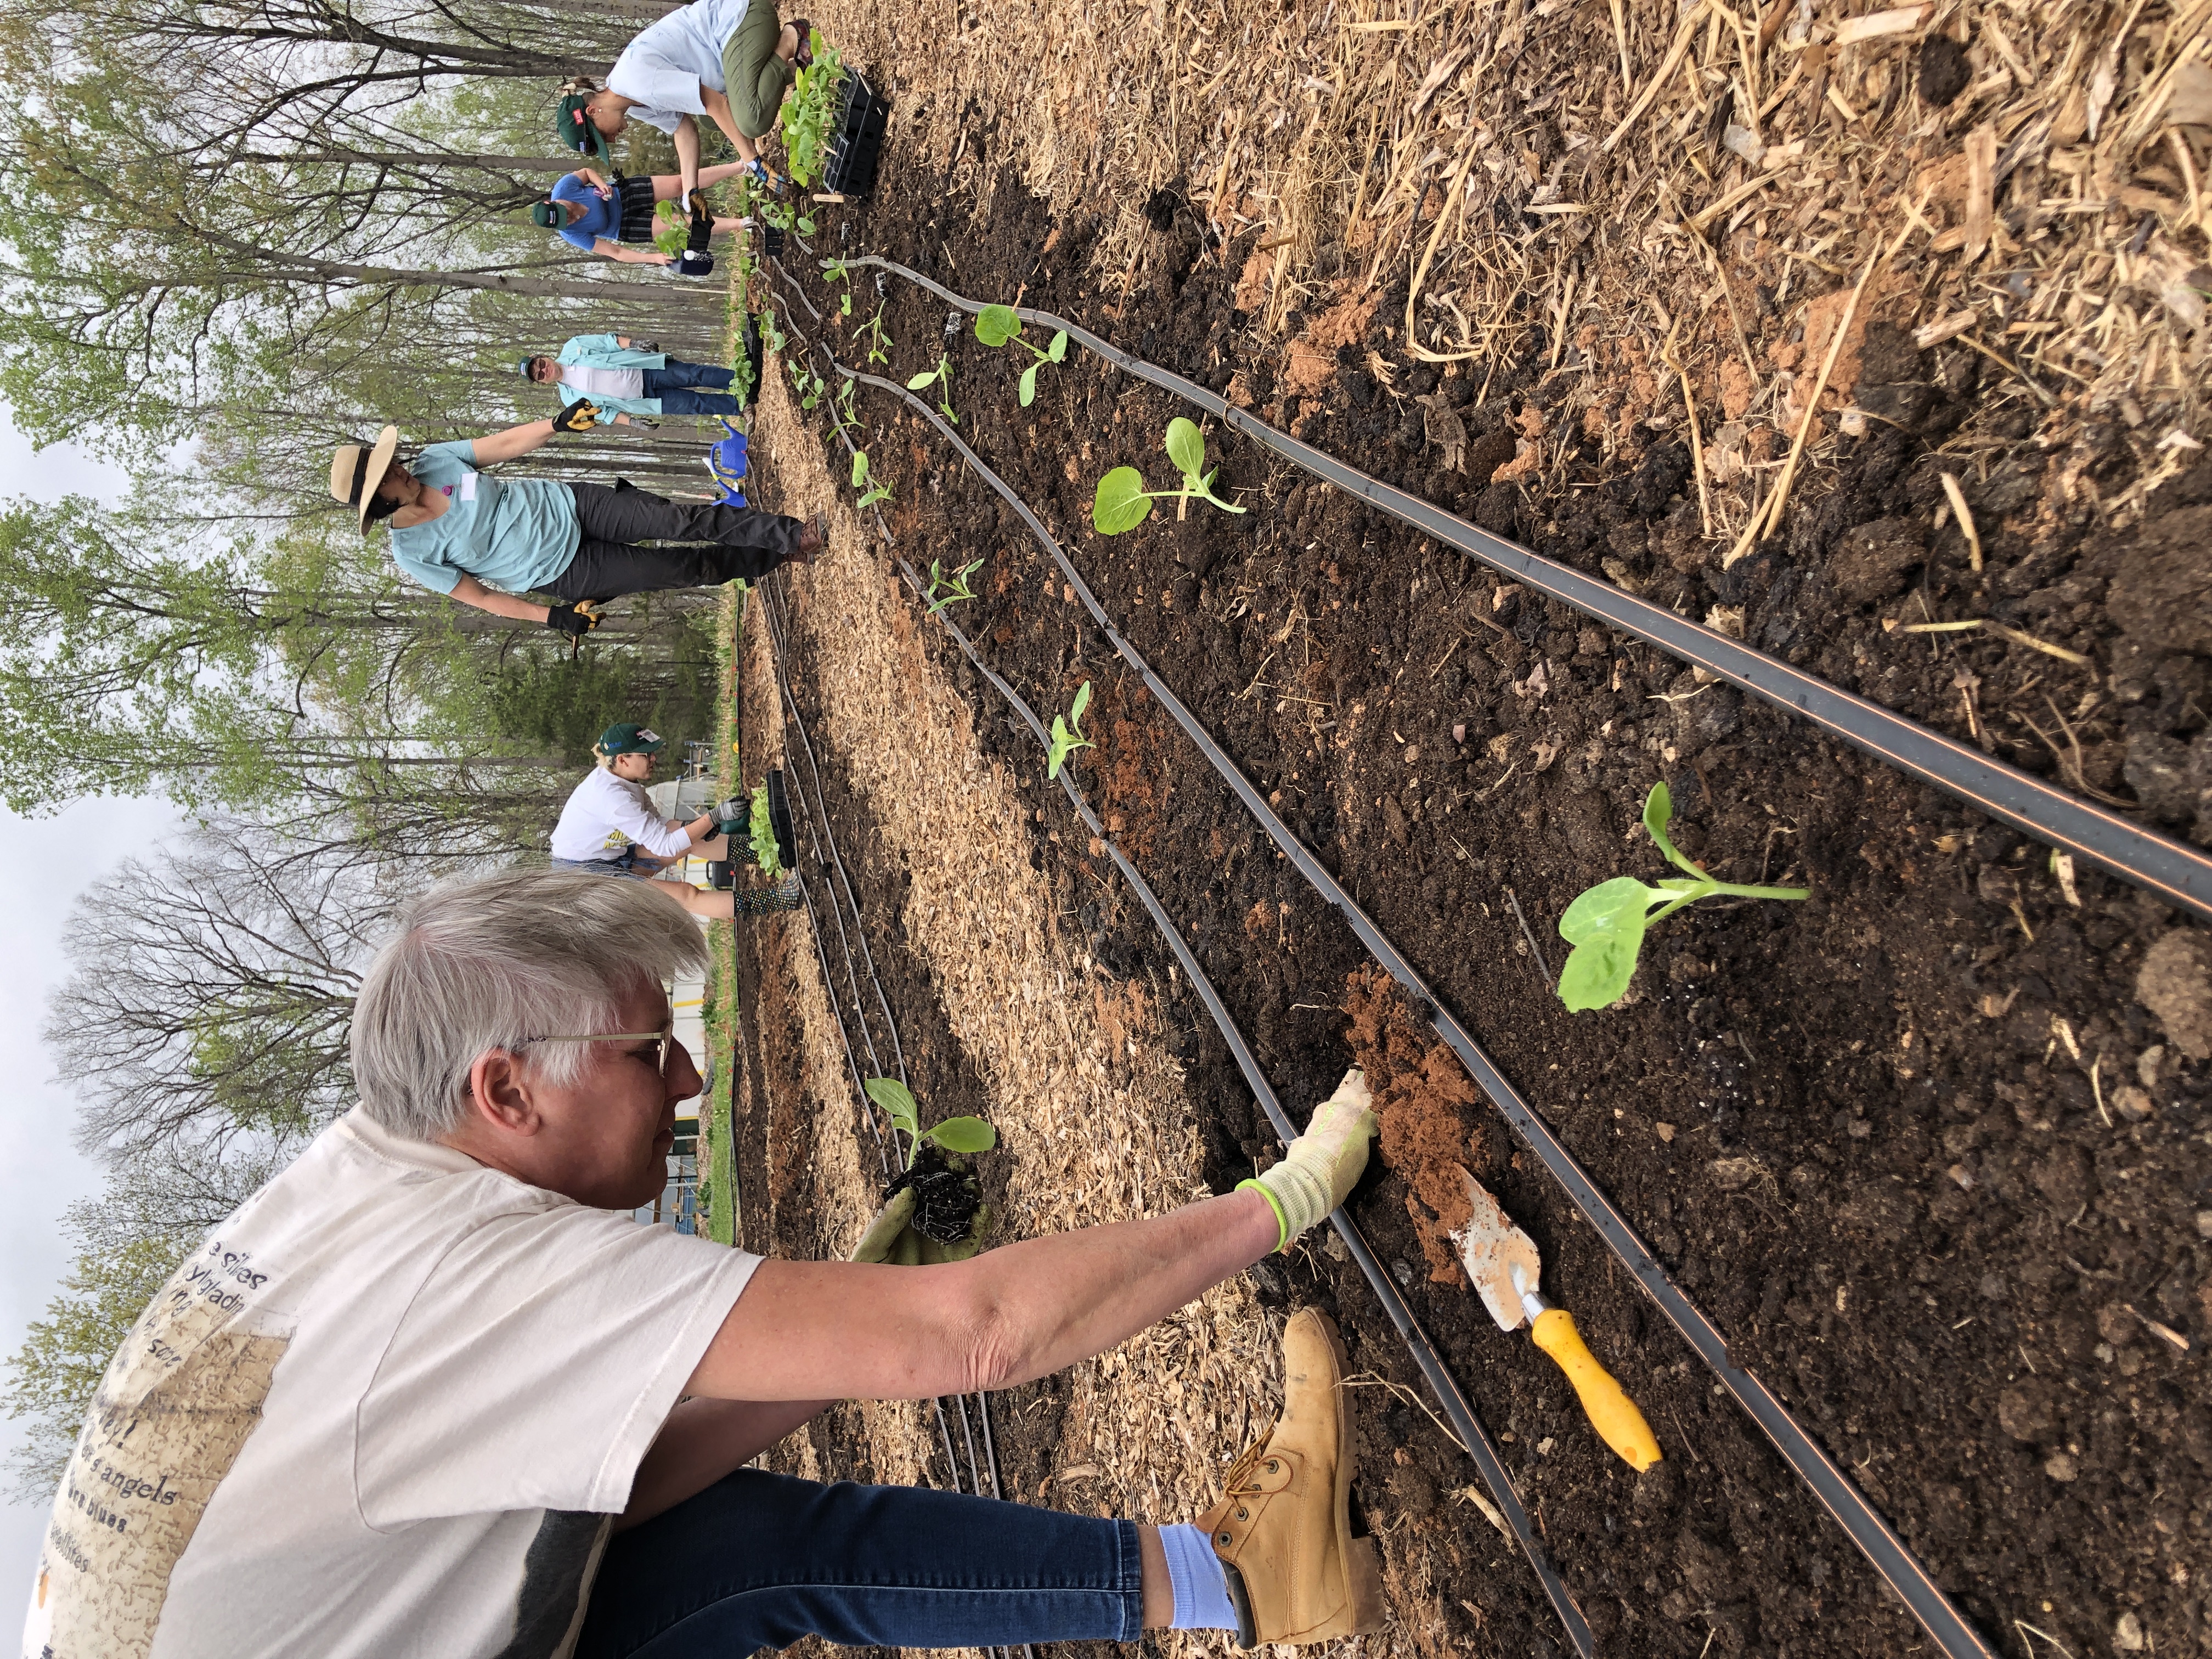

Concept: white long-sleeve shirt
[[549, 766, 695, 862]]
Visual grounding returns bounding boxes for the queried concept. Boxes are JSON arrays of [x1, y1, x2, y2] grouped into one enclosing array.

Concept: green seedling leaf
[[906, 369, 937, 390], [975, 304, 1022, 346], [747, 784, 785, 877], [1556, 878, 1662, 1012], [1047, 681, 1095, 778], [851, 451, 869, 488], [857, 483, 892, 508], [1164, 416, 1207, 480], [1070, 681, 1091, 726], [1555, 783, 1812, 1013], [922, 1115, 997, 1153], [1018, 362, 1039, 406], [798, 215, 817, 235], [864, 1077, 920, 1143], [1048, 330, 1069, 363], [1093, 466, 1153, 534], [840, 292, 852, 315]]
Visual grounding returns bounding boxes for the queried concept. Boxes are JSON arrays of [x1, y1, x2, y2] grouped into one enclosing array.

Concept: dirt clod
[[2135, 928, 2212, 1058]]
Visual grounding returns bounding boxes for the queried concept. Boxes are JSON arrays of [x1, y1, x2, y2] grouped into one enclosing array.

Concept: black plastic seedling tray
[[765, 769, 797, 869], [822, 71, 888, 196]]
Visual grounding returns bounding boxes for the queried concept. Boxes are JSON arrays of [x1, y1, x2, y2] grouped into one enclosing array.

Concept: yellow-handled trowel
[[1451, 1166, 1662, 1472]]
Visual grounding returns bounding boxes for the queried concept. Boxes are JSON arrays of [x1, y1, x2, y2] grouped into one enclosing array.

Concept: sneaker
[[1197, 1310, 1386, 1647]]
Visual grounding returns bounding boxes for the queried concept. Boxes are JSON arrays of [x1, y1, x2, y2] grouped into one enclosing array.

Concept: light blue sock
[[1159, 1522, 1239, 1630]]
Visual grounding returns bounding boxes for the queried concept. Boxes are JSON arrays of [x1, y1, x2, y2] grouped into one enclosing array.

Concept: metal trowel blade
[[1450, 1165, 1542, 1333]]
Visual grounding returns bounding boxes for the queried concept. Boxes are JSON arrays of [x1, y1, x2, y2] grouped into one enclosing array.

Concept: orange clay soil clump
[[1341, 964, 1492, 1283]]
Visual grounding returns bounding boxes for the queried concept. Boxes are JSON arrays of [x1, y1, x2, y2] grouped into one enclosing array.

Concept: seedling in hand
[[1047, 681, 1094, 778], [906, 353, 958, 424], [923, 556, 981, 614], [1092, 417, 1248, 533], [850, 448, 893, 509], [974, 304, 1069, 407], [1555, 782, 1808, 1012], [864, 1077, 998, 1170]]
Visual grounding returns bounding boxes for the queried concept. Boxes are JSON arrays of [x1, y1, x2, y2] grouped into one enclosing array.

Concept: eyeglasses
[[516, 1030, 676, 1077]]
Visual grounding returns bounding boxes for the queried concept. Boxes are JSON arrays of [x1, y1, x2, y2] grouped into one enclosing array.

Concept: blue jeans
[[577, 1469, 1142, 1657], [644, 361, 737, 417]]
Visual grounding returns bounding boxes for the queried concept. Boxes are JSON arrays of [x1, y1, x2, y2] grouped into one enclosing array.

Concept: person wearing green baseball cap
[[528, 161, 752, 267], [328, 416, 826, 637], [548, 723, 801, 920], [554, 1, 816, 217]]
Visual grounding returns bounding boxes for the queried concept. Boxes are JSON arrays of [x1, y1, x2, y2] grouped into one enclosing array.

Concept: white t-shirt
[[561, 364, 646, 401], [549, 767, 696, 864], [606, 0, 751, 134], [21, 1110, 760, 1659]]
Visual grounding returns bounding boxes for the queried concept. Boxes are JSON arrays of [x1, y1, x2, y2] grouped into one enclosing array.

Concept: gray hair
[[350, 867, 708, 1140]]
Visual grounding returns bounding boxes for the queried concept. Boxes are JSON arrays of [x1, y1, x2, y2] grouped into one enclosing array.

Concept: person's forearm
[[449, 574, 551, 623], [469, 420, 558, 466], [604, 245, 669, 265], [699, 88, 757, 163], [673, 114, 703, 198], [690, 1189, 1280, 1402], [617, 1397, 829, 1530]]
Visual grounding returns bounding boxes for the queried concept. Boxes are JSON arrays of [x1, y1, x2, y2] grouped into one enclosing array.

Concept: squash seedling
[[1092, 417, 1247, 533], [823, 256, 855, 316], [1555, 782, 1808, 1012], [923, 556, 981, 614], [849, 448, 893, 509], [974, 304, 1069, 407], [906, 353, 958, 424], [863, 1078, 998, 1170], [1047, 681, 1094, 778], [856, 300, 893, 366]]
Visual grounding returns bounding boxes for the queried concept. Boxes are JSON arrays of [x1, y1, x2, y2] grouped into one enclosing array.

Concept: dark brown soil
[[754, 133, 2212, 1659]]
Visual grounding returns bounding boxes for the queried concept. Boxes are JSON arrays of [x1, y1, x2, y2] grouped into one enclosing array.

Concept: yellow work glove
[[848, 1180, 994, 1264], [1239, 1067, 1377, 1251]]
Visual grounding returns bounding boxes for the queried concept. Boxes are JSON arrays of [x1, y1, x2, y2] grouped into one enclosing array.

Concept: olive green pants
[[721, 2, 793, 139]]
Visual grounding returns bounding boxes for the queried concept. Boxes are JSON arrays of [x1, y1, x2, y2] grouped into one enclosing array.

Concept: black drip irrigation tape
[[757, 296, 1596, 1656], [798, 328, 2001, 1659], [840, 255, 2212, 930], [750, 582, 1035, 1659]]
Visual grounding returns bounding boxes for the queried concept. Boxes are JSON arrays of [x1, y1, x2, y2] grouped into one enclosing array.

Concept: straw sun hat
[[329, 426, 401, 531]]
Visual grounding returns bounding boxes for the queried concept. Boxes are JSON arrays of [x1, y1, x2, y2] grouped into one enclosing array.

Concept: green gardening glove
[[1239, 1068, 1377, 1252]]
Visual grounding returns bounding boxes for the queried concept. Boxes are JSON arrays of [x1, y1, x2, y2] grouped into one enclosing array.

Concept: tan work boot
[[1197, 1308, 1387, 1647]]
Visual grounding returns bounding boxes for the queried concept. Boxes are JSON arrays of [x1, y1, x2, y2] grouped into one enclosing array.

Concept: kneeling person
[[22, 868, 1386, 1656], [550, 721, 799, 922]]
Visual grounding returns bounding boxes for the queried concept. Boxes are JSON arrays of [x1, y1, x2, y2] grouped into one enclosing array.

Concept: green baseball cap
[[517, 355, 541, 380], [599, 723, 665, 756], [557, 93, 611, 163], [528, 200, 564, 229]]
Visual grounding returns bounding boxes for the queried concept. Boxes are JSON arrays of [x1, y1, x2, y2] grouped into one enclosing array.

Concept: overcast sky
[[0, 412, 191, 1593]]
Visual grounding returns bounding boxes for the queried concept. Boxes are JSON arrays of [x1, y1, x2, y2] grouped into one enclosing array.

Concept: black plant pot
[[822, 70, 889, 196], [706, 859, 733, 890], [761, 225, 787, 258], [765, 769, 797, 869]]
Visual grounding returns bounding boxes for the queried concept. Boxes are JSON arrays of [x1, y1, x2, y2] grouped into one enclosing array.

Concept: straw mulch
[[749, 374, 1480, 1656], [802, 0, 2205, 546]]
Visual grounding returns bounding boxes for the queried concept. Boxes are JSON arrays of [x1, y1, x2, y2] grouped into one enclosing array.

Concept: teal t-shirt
[[387, 441, 582, 596]]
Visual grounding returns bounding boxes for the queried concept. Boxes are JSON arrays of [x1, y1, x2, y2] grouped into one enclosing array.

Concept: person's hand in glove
[[746, 157, 785, 196], [848, 1166, 994, 1265], [544, 601, 602, 638], [552, 399, 603, 432], [1238, 1067, 1377, 1251]]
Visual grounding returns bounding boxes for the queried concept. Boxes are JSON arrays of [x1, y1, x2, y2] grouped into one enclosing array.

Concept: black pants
[[548, 481, 803, 603]]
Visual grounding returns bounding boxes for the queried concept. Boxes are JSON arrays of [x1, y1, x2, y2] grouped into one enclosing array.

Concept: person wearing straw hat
[[528, 161, 753, 267], [549, 721, 801, 921], [554, 1, 817, 213], [518, 334, 743, 425], [328, 417, 825, 635]]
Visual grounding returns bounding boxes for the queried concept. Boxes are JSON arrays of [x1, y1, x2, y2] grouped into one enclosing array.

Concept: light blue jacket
[[555, 334, 670, 422]]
